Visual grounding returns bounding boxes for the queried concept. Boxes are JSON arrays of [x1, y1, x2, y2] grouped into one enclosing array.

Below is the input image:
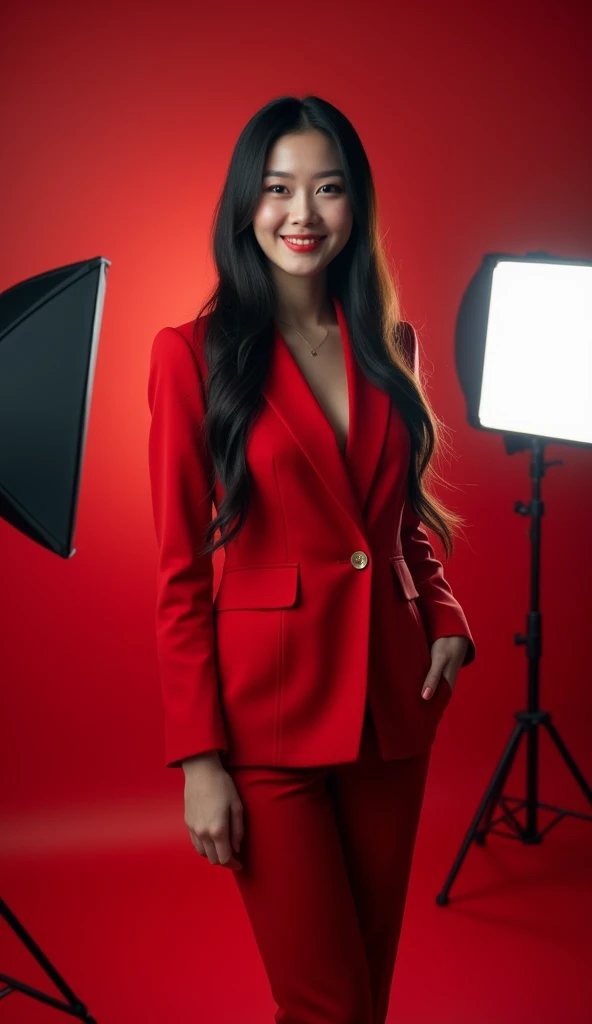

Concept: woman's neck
[[272, 273, 336, 330], [275, 297, 337, 331]]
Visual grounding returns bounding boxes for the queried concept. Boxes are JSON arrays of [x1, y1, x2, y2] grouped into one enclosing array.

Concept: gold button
[[350, 550, 368, 569]]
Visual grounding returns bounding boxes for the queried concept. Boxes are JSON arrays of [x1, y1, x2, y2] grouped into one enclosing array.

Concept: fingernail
[[422, 687, 432, 699]]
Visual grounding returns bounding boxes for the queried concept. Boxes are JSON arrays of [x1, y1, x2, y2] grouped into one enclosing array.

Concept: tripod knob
[[515, 632, 527, 646]]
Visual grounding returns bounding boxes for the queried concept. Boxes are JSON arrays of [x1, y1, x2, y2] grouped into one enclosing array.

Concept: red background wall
[[1, 2, 591, 1022]]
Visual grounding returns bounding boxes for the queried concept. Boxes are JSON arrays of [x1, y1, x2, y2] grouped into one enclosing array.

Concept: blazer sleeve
[[147, 326, 229, 767], [398, 322, 476, 669]]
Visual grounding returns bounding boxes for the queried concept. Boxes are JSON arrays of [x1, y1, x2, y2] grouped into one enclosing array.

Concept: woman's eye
[[265, 184, 343, 194]]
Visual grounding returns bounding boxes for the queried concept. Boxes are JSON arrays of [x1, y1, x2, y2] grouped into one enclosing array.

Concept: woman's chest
[[281, 326, 349, 456]]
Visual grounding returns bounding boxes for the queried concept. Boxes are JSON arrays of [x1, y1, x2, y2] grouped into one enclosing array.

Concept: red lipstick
[[281, 235, 326, 253]]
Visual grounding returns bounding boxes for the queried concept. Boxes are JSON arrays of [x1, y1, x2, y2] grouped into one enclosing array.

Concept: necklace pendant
[[311, 349, 317, 356]]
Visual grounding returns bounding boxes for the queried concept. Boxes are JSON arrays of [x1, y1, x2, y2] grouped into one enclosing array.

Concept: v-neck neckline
[[274, 296, 353, 462]]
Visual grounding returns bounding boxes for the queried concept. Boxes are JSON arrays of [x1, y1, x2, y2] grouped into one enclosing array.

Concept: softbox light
[[0, 256, 110, 558], [455, 251, 592, 447]]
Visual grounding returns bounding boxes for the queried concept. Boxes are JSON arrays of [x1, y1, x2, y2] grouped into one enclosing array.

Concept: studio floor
[[1, 777, 590, 1023]]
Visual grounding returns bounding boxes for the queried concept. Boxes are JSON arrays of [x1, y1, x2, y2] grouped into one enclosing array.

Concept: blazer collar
[[262, 294, 391, 533]]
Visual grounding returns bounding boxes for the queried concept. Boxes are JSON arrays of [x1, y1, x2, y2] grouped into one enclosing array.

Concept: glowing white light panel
[[479, 261, 592, 444]]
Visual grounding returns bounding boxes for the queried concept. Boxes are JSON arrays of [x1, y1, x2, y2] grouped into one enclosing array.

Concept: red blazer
[[147, 295, 476, 769]]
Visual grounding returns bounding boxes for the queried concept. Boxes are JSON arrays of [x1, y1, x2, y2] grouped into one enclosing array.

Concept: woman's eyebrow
[[262, 169, 345, 179]]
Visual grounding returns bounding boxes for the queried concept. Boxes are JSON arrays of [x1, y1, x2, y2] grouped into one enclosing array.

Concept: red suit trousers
[[227, 701, 432, 1024]]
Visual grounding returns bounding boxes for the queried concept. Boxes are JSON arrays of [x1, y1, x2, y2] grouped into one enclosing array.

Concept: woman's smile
[[281, 235, 326, 252]]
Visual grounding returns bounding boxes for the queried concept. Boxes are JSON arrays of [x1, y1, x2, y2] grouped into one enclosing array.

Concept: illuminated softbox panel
[[478, 260, 592, 444]]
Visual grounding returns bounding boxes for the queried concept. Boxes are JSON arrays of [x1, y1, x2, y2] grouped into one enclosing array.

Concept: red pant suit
[[147, 293, 476, 770]]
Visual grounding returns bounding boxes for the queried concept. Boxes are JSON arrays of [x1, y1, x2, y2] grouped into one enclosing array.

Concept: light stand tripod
[[0, 899, 97, 1019], [436, 435, 592, 906]]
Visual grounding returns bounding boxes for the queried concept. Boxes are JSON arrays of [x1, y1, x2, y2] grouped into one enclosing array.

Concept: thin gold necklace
[[278, 318, 330, 357]]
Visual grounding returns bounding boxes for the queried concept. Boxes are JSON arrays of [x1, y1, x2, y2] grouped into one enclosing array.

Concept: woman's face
[[252, 130, 353, 278]]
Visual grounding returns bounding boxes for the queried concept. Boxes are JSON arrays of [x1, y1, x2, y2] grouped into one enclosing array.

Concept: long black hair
[[192, 94, 466, 559]]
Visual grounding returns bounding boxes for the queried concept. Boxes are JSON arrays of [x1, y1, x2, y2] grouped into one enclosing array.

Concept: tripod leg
[[0, 899, 96, 1021], [476, 743, 516, 844], [436, 722, 524, 905], [544, 721, 592, 804]]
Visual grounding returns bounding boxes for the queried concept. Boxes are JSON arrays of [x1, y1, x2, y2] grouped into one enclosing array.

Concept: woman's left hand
[[421, 635, 470, 700]]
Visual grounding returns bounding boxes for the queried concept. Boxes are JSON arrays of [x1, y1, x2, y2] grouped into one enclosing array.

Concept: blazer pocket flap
[[389, 555, 420, 600], [214, 563, 300, 611]]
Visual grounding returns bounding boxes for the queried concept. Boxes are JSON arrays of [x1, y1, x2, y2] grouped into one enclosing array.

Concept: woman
[[147, 94, 475, 1024]]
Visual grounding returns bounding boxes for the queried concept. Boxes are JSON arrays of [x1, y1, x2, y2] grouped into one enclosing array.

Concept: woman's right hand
[[182, 753, 244, 871]]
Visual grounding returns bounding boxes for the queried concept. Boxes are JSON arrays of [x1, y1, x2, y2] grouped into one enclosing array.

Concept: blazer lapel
[[262, 294, 391, 533]]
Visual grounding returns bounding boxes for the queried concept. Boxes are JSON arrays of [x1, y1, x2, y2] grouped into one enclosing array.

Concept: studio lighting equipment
[[437, 251, 592, 906], [0, 255, 110, 1019]]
